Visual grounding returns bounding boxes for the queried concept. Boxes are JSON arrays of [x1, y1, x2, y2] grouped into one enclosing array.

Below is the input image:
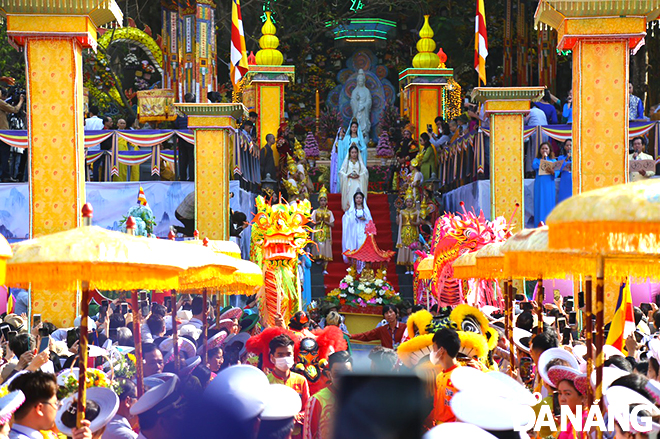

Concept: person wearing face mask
[[430, 327, 461, 426], [267, 334, 310, 437]]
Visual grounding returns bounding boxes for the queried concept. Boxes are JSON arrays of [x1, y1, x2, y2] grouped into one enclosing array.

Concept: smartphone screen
[[32, 314, 41, 328], [562, 327, 572, 345], [38, 336, 49, 353], [565, 298, 574, 313], [0, 325, 10, 341], [164, 296, 172, 312], [141, 304, 149, 318], [121, 303, 129, 315], [568, 311, 577, 325], [140, 292, 147, 302], [558, 317, 567, 332], [427, 124, 432, 132], [554, 290, 561, 302], [552, 392, 561, 416], [579, 291, 585, 309]]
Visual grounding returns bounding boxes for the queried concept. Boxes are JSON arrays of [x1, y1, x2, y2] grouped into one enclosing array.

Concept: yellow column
[[243, 11, 294, 163], [176, 104, 247, 240], [535, 2, 658, 192], [5, 6, 121, 327], [472, 87, 545, 233]]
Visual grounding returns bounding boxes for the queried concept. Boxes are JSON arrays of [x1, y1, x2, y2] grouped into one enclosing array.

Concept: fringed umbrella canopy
[[185, 238, 242, 259], [473, 242, 508, 280], [452, 252, 478, 280], [417, 256, 434, 280]]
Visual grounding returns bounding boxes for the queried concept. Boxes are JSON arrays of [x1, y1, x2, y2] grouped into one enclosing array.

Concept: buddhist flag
[[230, 0, 249, 86], [474, 0, 488, 85], [137, 186, 148, 206], [605, 281, 636, 353]]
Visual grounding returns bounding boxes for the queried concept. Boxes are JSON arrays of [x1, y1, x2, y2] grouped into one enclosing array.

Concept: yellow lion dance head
[[398, 305, 498, 370]]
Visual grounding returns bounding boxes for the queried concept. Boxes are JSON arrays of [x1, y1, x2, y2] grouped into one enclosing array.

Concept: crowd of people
[[0, 285, 657, 438]]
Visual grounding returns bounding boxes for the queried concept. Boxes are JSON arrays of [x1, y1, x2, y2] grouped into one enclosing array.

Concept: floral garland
[[326, 267, 400, 308], [57, 369, 112, 400]]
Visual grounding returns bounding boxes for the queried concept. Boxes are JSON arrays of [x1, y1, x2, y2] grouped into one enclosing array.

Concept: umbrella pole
[[131, 291, 144, 397], [172, 293, 180, 372], [585, 275, 594, 407], [202, 289, 208, 365], [506, 279, 516, 371], [77, 281, 90, 429], [595, 256, 605, 416], [537, 277, 544, 334]]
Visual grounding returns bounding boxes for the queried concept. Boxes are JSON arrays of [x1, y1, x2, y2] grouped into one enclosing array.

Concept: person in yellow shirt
[[266, 334, 310, 437], [430, 327, 461, 425], [113, 117, 141, 182]]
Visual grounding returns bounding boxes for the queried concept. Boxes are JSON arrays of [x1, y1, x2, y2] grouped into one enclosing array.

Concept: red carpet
[[324, 193, 399, 294]]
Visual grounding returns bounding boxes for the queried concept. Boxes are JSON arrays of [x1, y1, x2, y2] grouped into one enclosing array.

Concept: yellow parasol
[[417, 256, 434, 280], [0, 235, 12, 285], [185, 237, 242, 258], [452, 252, 478, 280], [473, 242, 508, 280], [547, 179, 660, 410], [6, 205, 185, 428]]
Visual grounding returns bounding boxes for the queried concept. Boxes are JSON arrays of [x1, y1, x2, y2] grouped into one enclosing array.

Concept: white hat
[[589, 366, 629, 393], [88, 345, 108, 358], [74, 316, 96, 331], [159, 337, 196, 362], [646, 379, 660, 405], [603, 344, 625, 360], [179, 324, 202, 340], [131, 374, 181, 417], [572, 344, 587, 364], [423, 422, 498, 439], [537, 348, 580, 388], [224, 333, 250, 358], [178, 356, 201, 378], [0, 390, 24, 425], [451, 368, 538, 406], [197, 330, 229, 356], [177, 310, 193, 322], [513, 328, 533, 354], [451, 389, 536, 431], [56, 387, 119, 436], [605, 386, 660, 433], [203, 365, 269, 420], [261, 384, 302, 420]]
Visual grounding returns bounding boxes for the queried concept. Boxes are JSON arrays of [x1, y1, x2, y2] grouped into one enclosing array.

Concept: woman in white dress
[[342, 190, 372, 268], [338, 145, 369, 211], [337, 120, 368, 190]]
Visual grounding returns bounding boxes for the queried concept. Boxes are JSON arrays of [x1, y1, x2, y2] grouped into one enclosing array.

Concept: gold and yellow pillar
[[175, 103, 247, 240], [3, 2, 121, 326], [242, 12, 294, 163], [399, 15, 456, 140], [471, 87, 545, 232], [535, 1, 660, 192]]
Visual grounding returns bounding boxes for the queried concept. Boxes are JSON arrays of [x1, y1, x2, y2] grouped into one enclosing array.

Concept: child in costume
[[311, 186, 335, 274], [396, 186, 420, 274]]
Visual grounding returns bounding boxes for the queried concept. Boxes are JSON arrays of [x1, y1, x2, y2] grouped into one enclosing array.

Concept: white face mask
[[274, 356, 295, 372], [429, 348, 441, 365]]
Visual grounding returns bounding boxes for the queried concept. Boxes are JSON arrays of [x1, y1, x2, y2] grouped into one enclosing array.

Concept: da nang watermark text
[[514, 403, 655, 433]]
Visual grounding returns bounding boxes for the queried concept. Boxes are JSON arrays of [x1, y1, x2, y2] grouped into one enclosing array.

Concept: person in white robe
[[341, 190, 372, 269], [338, 145, 369, 211], [337, 120, 368, 190]]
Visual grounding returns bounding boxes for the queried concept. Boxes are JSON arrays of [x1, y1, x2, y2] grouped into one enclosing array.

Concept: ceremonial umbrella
[[6, 204, 183, 428], [416, 256, 434, 280], [185, 237, 242, 259], [546, 179, 660, 409], [451, 252, 478, 280]]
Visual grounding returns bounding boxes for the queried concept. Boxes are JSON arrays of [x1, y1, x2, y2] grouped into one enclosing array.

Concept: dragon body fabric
[[429, 207, 511, 308], [251, 197, 313, 327]]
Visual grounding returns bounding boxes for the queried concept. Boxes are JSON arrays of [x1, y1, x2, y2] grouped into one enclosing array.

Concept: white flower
[[357, 284, 365, 290], [344, 275, 353, 283], [376, 298, 383, 304], [348, 287, 355, 294], [340, 292, 347, 298], [375, 279, 383, 286], [365, 288, 373, 294]]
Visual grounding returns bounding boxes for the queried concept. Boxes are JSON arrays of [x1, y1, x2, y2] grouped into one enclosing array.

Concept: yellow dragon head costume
[[398, 305, 498, 371]]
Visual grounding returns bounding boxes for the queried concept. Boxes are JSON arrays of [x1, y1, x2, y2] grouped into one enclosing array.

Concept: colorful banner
[[117, 150, 153, 165], [116, 129, 175, 147]]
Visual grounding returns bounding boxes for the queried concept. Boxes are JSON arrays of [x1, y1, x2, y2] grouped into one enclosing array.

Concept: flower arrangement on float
[[326, 266, 400, 308], [57, 369, 113, 400]]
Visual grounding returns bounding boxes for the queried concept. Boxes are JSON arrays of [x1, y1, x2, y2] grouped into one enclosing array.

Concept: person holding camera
[[0, 88, 24, 182]]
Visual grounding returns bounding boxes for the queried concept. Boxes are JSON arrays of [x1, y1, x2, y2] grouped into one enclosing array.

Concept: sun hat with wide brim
[[603, 344, 626, 360], [0, 390, 24, 425], [451, 389, 536, 431], [218, 307, 243, 322], [605, 385, 660, 433], [178, 356, 202, 378], [589, 366, 629, 393], [547, 366, 589, 395], [224, 333, 250, 358], [197, 330, 229, 356], [56, 387, 119, 436], [513, 327, 533, 354], [538, 348, 580, 388], [160, 337, 196, 362], [423, 422, 498, 439], [451, 367, 538, 406], [261, 384, 302, 420]]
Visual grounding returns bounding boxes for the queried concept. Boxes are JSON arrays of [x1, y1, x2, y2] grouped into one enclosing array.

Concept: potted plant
[[319, 108, 343, 154]]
